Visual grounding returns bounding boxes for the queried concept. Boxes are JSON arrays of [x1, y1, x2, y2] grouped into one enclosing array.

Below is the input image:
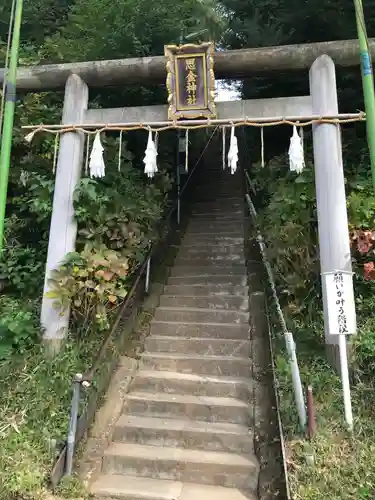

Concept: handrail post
[[65, 374, 82, 476], [285, 332, 307, 429], [176, 130, 181, 225], [338, 333, 353, 431], [145, 256, 151, 294], [177, 171, 181, 225]]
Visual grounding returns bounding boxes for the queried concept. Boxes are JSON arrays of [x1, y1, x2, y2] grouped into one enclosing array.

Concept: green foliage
[[348, 189, 375, 229], [0, 0, 74, 47], [73, 141, 172, 254], [47, 244, 130, 333], [44, 0, 223, 63], [0, 297, 39, 360], [0, 214, 47, 297], [251, 157, 320, 317]]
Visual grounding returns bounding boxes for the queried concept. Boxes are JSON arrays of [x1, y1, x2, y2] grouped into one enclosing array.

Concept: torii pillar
[[41, 75, 88, 355], [310, 55, 356, 369]]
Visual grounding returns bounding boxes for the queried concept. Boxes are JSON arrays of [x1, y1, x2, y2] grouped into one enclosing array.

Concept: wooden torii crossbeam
[[0, 38, 373, 91]]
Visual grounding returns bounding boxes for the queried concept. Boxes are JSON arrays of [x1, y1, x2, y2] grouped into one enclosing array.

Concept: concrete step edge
[[141, 352, 251, 363], [170, 270, 247, 277], [160, 293, 248, 299], [145, 335, 250, 344], [115, 414, 251, 436], [134, 369, 252, 385], [150, 320, 247, 328], [104, 442, 258, 469], [126, 391, 249, 408], [162, 286, 249, 295], [90, 474, 258, 500], [156, 306, 248, 315]]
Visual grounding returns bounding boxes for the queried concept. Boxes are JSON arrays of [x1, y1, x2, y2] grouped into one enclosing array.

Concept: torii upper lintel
[[1, 38, 374, 92]]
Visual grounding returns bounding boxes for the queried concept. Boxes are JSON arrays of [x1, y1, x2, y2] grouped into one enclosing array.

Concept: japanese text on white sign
[[324, 271, 356, 335]]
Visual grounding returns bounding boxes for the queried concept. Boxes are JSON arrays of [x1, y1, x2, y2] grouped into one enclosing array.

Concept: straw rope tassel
[[52, 133, 59, 175], [89, 131, 106, 178], [288, 125, 305, 174], [118, 130, 123, 172], [143, 128, 158, 178], [227, 125, 238, 175], [261, 127, 265, 167], [222, 126, 226, 170], [85, 135, 91, 176]]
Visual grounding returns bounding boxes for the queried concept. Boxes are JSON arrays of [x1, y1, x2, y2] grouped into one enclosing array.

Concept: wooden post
[[309, 55, 355, 369], [41, 74, 88, 355]]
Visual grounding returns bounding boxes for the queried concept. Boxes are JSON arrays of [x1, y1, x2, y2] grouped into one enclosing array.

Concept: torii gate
[[12, 40, 365, 366]]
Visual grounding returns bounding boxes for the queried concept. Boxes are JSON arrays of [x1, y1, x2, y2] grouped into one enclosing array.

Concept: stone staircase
[[90, 164, 260, 499]]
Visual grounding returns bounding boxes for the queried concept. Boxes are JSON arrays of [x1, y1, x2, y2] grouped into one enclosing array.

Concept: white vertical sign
[[323, 271, 356, 335]]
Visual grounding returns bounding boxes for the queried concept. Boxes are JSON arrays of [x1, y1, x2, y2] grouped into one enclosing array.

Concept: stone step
[[190, 208, 243, 215], [191, 210, 243, 217], [193, 185, 241, 189], [176, 238, 244, 250], [189, 215, 244, 222], [167, 275, 247, 286], [144, 336, 251, 357], [90, 474, 258, 500], [170, 265, 246, 277], [124, 392, 251, 424], [192, 195, 243, 200], [163, 284, 248, 296], [185, 216, 243, 223], [181, 234, 244, 249], [113, 415, 254, 454], [184, 230, 243, 237], [194, 196, 245, 202], [154, 307, 249, 325], [174, 255, 246, 266], [191, 213, 244, 220], [187, 221, 244, 231], [140, 352, 251, 378], [149, 320, 249, 339], [159, 295, 248, 311], [102, 443, 258, 491], [193, 181, 241, 186], [192, 203, 243, 209], [130, 370, 252, 400], [177, 246, 245, 257]]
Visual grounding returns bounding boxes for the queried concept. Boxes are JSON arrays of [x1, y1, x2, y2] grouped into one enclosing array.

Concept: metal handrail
[[244, 171, 306, 430]]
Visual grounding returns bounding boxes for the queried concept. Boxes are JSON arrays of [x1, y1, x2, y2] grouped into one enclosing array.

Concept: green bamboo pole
[[353, 0, 375, 192], [0, 0, 23, 252]]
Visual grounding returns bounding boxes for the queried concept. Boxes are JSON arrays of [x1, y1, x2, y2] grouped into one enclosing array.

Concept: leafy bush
[[46, 244, 130, 333], [251, 158, 320, 318], [0, 173, 53, 299], [0, 297, 40, 360]]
